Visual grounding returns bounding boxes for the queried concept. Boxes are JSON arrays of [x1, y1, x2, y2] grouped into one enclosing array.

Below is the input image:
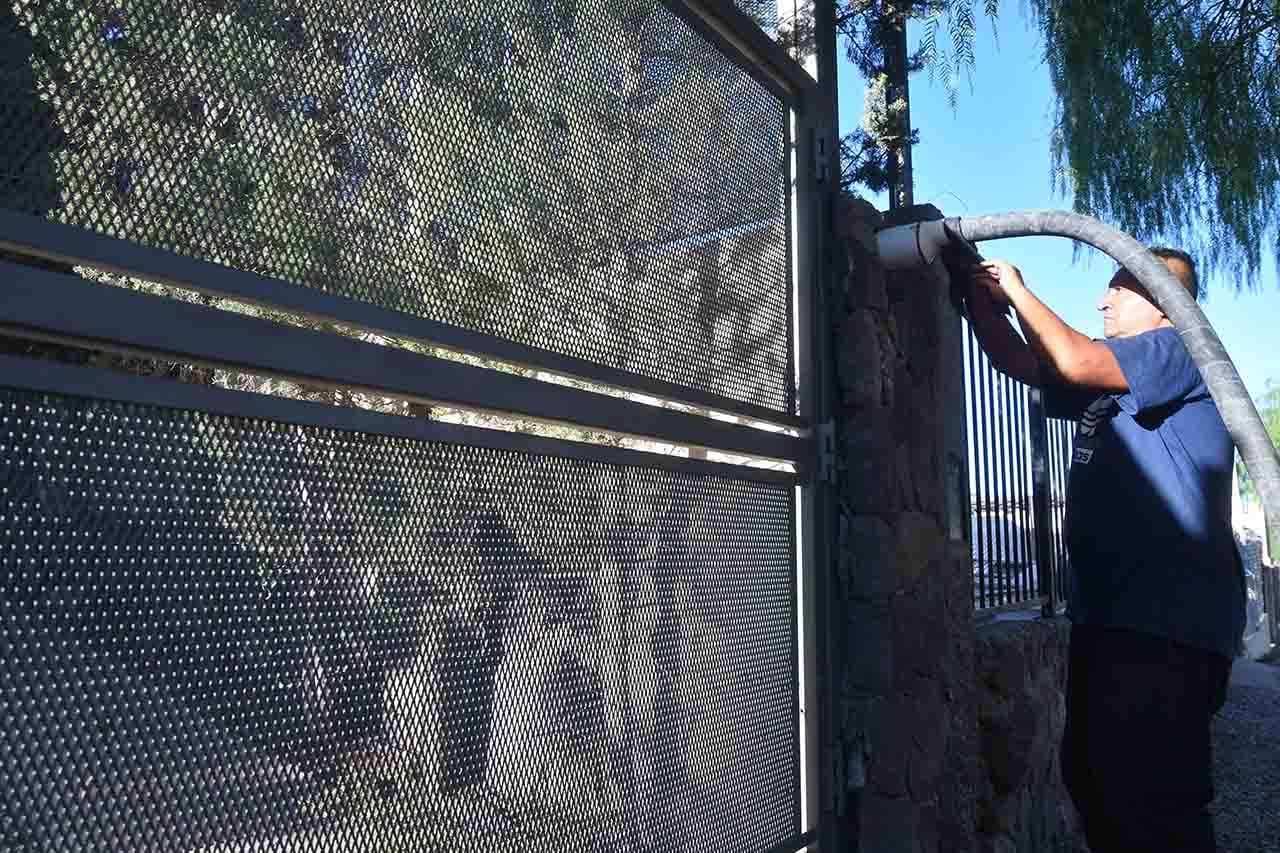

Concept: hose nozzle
[[875, 218, 975, 271]]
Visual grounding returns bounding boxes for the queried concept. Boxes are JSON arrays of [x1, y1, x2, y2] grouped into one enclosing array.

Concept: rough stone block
[[866, 696, 910, 796], [845, 514, 897, 602], [841, 419, 896, 513], [912, 436, 944, 516], [895, 439, 917, 510], [844, 240, 890, 312], [838, 309, 884, 408], [881, 315, 901, 404], [916, 804, 942, 853], [992, 636, 1029, 698], [858, 793, 920, 853], [896, 512, 944, 594], [893, 360, 915, 425], [894, 590, 947, 682], [982, 683, 1038, 796], [845, 601, 895, 692], [907, 683, 948, 804]]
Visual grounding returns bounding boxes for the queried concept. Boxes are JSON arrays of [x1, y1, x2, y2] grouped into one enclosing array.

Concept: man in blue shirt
[[964, 248, 1244, 853]]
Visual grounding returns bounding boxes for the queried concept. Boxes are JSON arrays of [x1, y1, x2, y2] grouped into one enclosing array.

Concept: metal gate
[[0, 2, 834, 851]]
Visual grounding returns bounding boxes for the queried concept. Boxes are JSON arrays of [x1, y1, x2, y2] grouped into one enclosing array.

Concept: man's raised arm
[[963, 266, 1043, 387], [976, 261, 1127, 393]]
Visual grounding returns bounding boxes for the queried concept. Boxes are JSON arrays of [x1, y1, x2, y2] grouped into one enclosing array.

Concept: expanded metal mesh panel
[[0, 387, 800, 853], [732, 0, 779, 34], [2, 0, 793, 412]]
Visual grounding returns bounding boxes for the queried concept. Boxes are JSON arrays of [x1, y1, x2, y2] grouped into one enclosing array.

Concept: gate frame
[[0, 2, 841, 850]]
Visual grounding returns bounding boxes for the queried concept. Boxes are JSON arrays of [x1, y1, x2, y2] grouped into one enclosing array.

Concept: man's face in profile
[[1097, 257, 1191, 339]]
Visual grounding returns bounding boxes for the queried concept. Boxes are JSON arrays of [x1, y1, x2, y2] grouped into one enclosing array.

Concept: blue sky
[[834, 11, 1278, 401]]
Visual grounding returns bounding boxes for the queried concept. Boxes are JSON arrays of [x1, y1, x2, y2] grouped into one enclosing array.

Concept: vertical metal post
[[965, 325, 987, 608], [995, 369, 1014, 603], [978, 343, 999, 608], [1018, 389, 1036, 601], [1028, 389, 1057, 617], [797, 2, 839, 848], [1002, 378, 1019, 603], [1048, 418, 1062, 596], [1021, 389, 1038, 601], [1052, 420, 1067, 603], [1011, 385, 1029, 600], [1056, 418, 1074, 604]]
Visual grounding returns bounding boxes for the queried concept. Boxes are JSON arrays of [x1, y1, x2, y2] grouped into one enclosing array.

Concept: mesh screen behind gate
[[0, 389, 799, 852], [1, 0, 792, 412]]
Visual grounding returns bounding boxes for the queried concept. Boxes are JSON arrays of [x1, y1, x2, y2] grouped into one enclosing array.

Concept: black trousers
[[1061, 624, 1232, 853]]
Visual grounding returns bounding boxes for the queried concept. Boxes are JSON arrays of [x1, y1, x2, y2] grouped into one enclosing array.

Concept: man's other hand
[[967, 262, 1018, 316], [971, 260, 1027, 309]]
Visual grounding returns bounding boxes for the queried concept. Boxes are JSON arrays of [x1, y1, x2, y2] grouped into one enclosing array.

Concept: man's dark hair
[[1148, 246, 1200, 301]]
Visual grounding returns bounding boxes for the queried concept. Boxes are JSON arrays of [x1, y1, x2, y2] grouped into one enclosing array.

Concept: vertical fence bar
[[1051, 418, 1072, 606], [1014, 385, 1034, 601], [1047, 418, 1063, 604], [1063, 421, 1076, 601], [978, 341, 999, 608], [1062, 419, 1075, 602], [1265, 565, 1279, 655], [998, 371, 1017, 604], [1028, 390, 1056, 617], [1023, 390, 1037, 601], [1010, 378, 1026, 603], [966, 325, 982, 605], [1006, 378, 1023, 604], [986, 361, 1004, 604], [966, 325, 987, 608], [1008, 381, 1024, 602]]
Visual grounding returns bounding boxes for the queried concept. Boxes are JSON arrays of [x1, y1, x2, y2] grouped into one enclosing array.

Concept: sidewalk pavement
[[1228, 658, 1280, 691]]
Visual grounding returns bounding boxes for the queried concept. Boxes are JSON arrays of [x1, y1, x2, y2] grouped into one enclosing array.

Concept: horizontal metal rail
[[0, 354, 796, 486], [0, 210, 805, 430], [0, 261, 808, 468], [759, 829, 818, 853], [664, 0, 819, 110]]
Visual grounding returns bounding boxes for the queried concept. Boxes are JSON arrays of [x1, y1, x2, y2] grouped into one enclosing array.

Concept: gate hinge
[[813, 127, 833, 184], [816, 418, 837, 483]]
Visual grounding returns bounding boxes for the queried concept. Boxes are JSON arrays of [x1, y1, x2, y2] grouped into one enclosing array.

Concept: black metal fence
[[1264, 562, 1280, 655], [963, 322, 1074, 612], [0, 3, 829, 852]]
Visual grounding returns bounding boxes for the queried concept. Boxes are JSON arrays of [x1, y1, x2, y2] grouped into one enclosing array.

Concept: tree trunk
[[883, 8, 913, 210]]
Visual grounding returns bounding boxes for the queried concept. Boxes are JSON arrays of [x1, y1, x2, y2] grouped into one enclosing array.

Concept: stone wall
[[831, 199, 1084, 852], [974, 618, 1083, 852]]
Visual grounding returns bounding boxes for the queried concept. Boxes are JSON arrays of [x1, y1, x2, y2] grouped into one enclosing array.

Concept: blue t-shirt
[[1045, 326, 1245, 658]]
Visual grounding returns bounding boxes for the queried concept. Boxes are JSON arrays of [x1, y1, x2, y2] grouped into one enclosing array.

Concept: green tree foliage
[[1031, 0, 1280, 287], [768, 1, 999, 196], [1236, 380, 1280, 506], [1261, 382, 1280, 448]]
